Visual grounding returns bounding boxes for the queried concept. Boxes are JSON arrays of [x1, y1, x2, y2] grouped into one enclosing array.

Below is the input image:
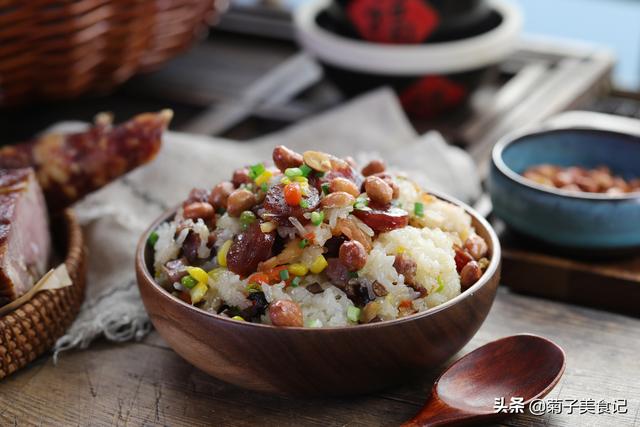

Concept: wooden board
[[1, 287, 639, 426], [496, 219, 640, 317]]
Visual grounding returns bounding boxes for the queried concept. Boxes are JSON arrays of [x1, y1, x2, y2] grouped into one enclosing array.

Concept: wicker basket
[[0, 0, 220, 106], [0, 210, 86, 379]]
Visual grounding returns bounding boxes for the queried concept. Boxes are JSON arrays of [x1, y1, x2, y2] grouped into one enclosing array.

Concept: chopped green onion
[[279, 269, 290, 281], [309, 319, 323, 328], [285, 167, 303, 178], [414, 202, 424, 217], [240, 210, 256, 226], [261, 183, 268, 193], [354, 195, 369, 210], [321, 183, 330, 195], [248, 163, 265, 180], [349, 271, 358, 278], [299, 239, 308, 248], [148, 231, 159, 247], [300, 164, 312, 177], [180, 275, 198, 289], [310, 211, 324, 226], [291, 276, 302, 287], [436, 275, 444, 293], [300, 199, 310, 209], [347, 306, 361, 323], [217, 207, 226, 215]]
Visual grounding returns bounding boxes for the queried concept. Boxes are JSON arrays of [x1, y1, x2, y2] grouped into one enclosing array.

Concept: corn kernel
[[280, 176, 291, 185], [396, 246, 406, 254], [260, 221, 277, 233], [189, 282, 208, 304], [208, 267, 225, 280], [231, 315, 245, 321], [288, 263, 309, 276], [217, 240, 232, 267], [255, 170, 273, 186], [293, 176, 308, 183], [309, 255, 328, 274], [187, 267, 209, 283]]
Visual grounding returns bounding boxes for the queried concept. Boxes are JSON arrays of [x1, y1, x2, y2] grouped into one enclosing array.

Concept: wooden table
[[1, 30, 638, 427], [2, 287, 639, 426]]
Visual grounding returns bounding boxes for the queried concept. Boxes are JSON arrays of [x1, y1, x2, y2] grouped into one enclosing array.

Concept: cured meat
[[0, 168, 51, 306], [0, 110, 173, 211]]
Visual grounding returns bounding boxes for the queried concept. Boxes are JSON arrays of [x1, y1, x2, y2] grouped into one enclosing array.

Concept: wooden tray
[[495, 219, 640, 317]]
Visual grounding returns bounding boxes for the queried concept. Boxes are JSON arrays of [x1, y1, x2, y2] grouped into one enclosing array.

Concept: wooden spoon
[[403, 334, 566, 427]]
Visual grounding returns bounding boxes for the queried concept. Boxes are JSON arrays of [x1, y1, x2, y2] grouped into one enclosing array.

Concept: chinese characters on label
[[493, 397, 628, 415]]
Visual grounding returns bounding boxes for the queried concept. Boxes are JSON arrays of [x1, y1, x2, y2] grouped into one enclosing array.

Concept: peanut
[[329, 177, 359, 197], [183, 202, 214, 220], [273, 145, 303, 172], [209, 181, 234, 210], [226, 189, 256, 217], [364, 176, 393, 205], [339, 240, 368, 271], [232, 168, 251, 188], [321, 191, 355, 208], [464, 234, 488, 260], [269, 300, 303, 327], [460, 261, 482, 290], [362, 159, 385, 176]]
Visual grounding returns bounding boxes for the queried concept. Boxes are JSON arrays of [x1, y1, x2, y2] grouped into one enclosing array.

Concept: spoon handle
[[402, 395, 474, 427]]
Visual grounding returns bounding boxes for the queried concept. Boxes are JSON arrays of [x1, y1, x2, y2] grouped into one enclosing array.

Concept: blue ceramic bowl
[[489, 128, 640, 251]]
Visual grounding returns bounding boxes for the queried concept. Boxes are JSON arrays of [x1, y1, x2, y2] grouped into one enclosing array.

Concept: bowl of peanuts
[[135, 146, 501, 396], [490, 125, 640, 252]]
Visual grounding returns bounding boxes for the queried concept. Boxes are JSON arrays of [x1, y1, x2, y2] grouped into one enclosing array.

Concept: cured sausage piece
[[0, 168, 51, 306], [0, 110, 173, 211]]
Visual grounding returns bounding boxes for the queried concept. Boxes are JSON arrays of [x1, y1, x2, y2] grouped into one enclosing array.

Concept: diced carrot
[[268, 265, 289, 282], [248, 272, 270, 286], [284, 183, 302, 206], [399, 300, 413, 309]]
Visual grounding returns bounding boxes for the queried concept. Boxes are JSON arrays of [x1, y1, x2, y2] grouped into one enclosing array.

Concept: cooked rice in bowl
[[148, 146, 490, 327]]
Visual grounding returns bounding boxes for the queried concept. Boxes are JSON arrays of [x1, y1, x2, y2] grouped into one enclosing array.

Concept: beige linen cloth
[[52, 88, 481, 358]]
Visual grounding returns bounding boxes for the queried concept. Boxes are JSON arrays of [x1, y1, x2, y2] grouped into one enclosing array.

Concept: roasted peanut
[[209, 181, 234, 210], [362, 159, 385, 176], [273, 145, 303, 172], [329, 177, 360, 197], [339, 240, 368, 271], [364, 176, 393, 205], [183, 202, 214, 220], [303, 150, 332, 172], [460, 261, 482, 290], [226, 189, 257, 217], [393, 253, 417, 285], [269, 300, 303, 327], [524, 164, 638, 194], [232, 168, 251, 188], [464, 234, 488, 260], [321, 191, 355, 208]]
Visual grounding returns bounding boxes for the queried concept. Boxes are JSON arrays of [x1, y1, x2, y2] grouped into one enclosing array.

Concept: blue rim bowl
[[489, 127, 640, 251]]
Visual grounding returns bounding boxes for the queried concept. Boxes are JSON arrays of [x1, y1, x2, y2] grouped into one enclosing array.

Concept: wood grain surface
[[1, 287, 638, 426], [496, 220, 640, 317]]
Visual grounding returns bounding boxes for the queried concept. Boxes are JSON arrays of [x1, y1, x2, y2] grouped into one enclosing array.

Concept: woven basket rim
[[0, 209, 86, 380]]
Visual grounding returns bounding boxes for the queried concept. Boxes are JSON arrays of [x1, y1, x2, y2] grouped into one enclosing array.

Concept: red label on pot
[[399, 76, 467, 119], [347, 0, 439, 44]]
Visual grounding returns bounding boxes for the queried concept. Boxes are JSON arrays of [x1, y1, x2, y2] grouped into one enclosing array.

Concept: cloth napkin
[[52, 88, 481, 358]]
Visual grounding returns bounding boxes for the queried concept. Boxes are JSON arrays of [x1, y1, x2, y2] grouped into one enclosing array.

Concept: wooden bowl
[[0, 210, 87, 379], [136, 195, 501, 396]]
